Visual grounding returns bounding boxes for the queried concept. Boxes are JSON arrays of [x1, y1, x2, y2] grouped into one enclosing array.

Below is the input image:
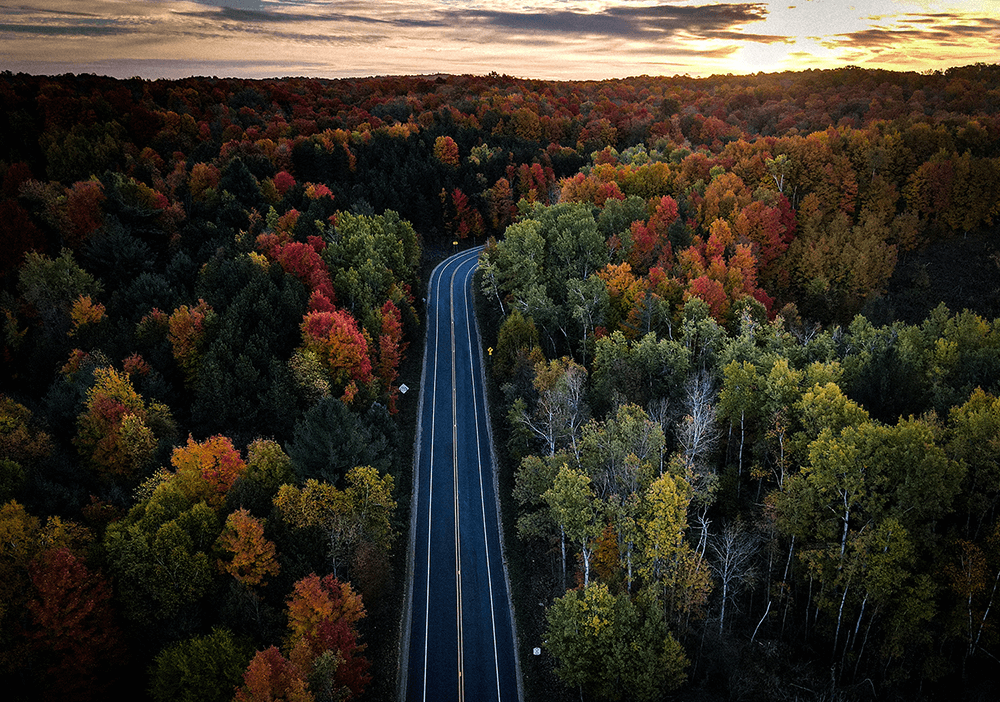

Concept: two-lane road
[[401, 247, 520, 702]]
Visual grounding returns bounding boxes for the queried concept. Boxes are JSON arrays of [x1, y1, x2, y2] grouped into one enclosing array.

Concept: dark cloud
[[0, 20, 132, 36], [456, 3, 772, 40], [820, 14, 1000, 51], [194, 0, 264, 11], [172, 4, 446, 29]]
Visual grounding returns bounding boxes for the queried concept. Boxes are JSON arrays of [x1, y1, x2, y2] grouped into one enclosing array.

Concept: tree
[[949, 389, 1000, 538], [512, 357, 588, 459], [375, 299, 406, 412], [544, 465, 601, 588], [25, 547, 125, 702], [284, 574, 370, 700], [676, 371, 722, 518], [580, 403, 664, 500], [216, 508, 280, 588], [0, 397, 53, 499], [170, 434, 247, 509], [639, 471, 692, 590], [718, 359, 764, 482], [274, 466, 395, 578], [103, 489, 219, 626], [708, 521, 759, 633], [299, 309, 373, 400], [148, 627, 251, 702], [544, 582, 688, 700], [287, 398, 395, 485], [235, 647, 314, 702], [432, 135, 459, 167], [168, 300, 216, 387], [74, 366, 169, 480], [490, 309, 541, 382], [566, 275, 609, 365]]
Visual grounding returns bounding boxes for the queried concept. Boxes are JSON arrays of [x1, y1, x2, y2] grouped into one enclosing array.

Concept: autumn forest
[[2, 65, 1000, 701]]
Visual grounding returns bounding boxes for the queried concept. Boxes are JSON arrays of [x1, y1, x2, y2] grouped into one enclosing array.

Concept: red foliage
[[286, 574, 370, 700], [376, 300, 406, 413], [171, 434, 247, 507], [26, 547, 124, 702], [449, 188, 485, 239], [301, 309, 373, 389], [259, 235, 337, 311], [64, 180, 105, 249], [686, 276, 729, 320], [235, 647, 312, 702], [628, 195, 679, 274], [273, 171, 296, 197]]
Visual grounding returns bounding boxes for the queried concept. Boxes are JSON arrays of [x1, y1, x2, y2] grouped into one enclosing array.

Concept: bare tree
[[676, 371, 722, 517], [709, 521, 760, 634], [513, 357, 589, 460]]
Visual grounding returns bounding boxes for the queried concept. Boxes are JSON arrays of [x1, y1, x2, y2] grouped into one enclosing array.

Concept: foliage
[[148, 627, 251, 702], [216, 508, 280, 587], [74, 366, 170, 480], [4, 65, 1000, 701]]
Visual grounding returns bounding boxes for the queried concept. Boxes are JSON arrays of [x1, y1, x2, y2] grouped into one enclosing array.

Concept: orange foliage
[[300, 309, 373, 393], [235, 647, 313, 702], [68, 295, 105, 337], [433, 135, 460, 167], [216, 508, 280, 587], [170, 434, 247, 507], [168, 300, 215, 386], [285, 574, 370, 699]]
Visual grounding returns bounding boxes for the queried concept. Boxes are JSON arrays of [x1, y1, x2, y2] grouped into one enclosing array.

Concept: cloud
[[818, 12, 1000, 51], [450, 3, 772, 41], [1, 1, 997, 81], [0, 19, 134, 37]]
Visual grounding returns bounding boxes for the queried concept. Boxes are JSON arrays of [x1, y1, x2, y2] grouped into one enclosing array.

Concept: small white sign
[[399, 384, 409, 394], [533, 647, 542, 656]]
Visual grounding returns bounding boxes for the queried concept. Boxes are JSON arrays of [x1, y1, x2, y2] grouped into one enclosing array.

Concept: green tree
[[545, 582, 688, 701], [274, 466, 395, 579], [18, 249, 102, 340], [544, 465, 601, 587], [148, 627, 251, 702], [949, 389, 1000, 538], [103, 483, 219, 627]]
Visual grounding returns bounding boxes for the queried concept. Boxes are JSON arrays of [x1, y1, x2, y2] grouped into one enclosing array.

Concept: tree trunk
[[560, 525, 567, 590]]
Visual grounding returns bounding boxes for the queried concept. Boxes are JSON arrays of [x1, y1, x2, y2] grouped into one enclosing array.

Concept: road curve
[[400, 247, 520, 702]]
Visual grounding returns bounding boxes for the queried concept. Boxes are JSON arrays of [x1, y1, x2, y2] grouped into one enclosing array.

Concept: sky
[[0, 1, 998, 81]]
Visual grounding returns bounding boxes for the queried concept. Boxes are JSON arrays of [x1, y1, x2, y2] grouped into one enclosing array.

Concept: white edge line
[[469, 248, 526, 702], [459, 256, 503, 700]]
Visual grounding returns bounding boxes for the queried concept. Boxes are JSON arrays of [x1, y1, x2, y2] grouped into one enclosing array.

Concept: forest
[[1, 63, 1000, 701]]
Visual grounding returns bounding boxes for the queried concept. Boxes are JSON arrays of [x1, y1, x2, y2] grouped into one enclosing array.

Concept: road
[[401, 246, 520, 702]]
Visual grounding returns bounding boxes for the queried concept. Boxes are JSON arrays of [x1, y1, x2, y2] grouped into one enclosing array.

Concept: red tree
[[170, 434, 247, 507], [376, 299, 407, 413], [285, 574, 370, 700], [300, 309, 373, 392], [26, 547, 124, 702], [235, 647, 313, 702]]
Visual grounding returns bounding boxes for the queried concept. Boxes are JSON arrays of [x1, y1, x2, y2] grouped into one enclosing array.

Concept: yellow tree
[[74, 367, 167, 480], [215, 508, 280, 588]]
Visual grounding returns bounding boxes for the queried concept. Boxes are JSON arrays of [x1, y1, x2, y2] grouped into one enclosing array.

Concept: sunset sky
[[1, 1, 997, 80]]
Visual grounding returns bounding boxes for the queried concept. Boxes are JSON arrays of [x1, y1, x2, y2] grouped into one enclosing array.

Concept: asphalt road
[[401, 247, 520, 702]]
